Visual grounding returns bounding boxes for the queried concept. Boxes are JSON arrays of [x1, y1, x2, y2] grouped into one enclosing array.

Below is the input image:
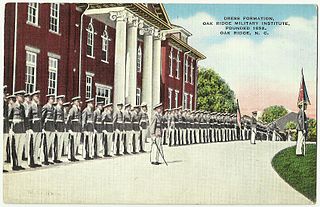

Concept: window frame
[[47, 57, 58, 97], [86, 19, 95, 58], [168, 88, 173, 109], [136, 88, 141, 105], [49, 3, 60, 33], [184, 92, 188, 109], [25, 51, 37, 94], [95, 83, 112, 104], [185, 56, 189, 83], [27, 3, 39, 26], [189, 94, 193, 110], [101, 26, 111, 63], [190, 58, 194, 85], [86, 73, 94, 99], [169, 47, 173, 77], [137, 44, 142, 73], [176, 50, 180, 79], [174, 90, 179, 109]]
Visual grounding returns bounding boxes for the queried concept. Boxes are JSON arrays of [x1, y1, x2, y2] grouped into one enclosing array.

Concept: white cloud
[[172, 13, 317, 116]]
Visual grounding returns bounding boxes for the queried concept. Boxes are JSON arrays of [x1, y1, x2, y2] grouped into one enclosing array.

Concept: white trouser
[[67, 132, 81, 159], [83, 131, 94, 158], [141, 129, 147, 151], [296, 131, 304, 155], [133, 130, 141, 153], [221, 129, 225, 142], [182, 129, 187, 144], [272, 131, 276, 141], [11, 133, 26, 167], [150, 136, 163, 163], [95, 132, 103, 156], [195, 129, 199, 143], [3, 133, 9, 163], [56, 132, 68, 160], [114, 130, 123, 154], [32, 132, 42, 164], [251, 127, 256, 144], [63, 133, 69, 155], [125, 130, 134, 153], [41, 131, 55, 162], [103, 131, 113, 156]]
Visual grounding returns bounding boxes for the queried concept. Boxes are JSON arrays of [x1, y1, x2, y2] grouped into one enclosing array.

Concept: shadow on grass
[[271, 144, 316, 203]]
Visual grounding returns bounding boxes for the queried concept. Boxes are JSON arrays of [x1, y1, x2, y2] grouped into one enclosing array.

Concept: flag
[[236, 99, 242, 128], [297, 68, 311, 106]]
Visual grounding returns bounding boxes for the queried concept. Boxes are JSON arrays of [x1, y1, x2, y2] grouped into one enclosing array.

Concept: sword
[[150, 138, 168, 166]]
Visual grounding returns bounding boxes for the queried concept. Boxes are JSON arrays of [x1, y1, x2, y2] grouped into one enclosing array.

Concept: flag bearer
[[296, 104, 307, 155]]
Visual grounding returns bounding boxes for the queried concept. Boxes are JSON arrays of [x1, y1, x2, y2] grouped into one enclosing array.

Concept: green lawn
[[271, 144, 317, 203]]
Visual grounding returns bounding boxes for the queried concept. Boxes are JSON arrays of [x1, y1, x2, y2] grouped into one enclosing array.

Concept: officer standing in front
[[139, 102, 149, 152], [123, 103, 133, 154], [54, 95, 66, 163], [296, 103, 308, 156], [82, 98, 95, 160], [131, 105, 141, 153], [114, 103, 124, 155], [150, 103, 164, 165], [93, 101, 104, 158], [102, 103, 114, 157]]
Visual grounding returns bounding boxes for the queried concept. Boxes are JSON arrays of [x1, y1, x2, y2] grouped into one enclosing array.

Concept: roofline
[[169, 35, 206, 60]]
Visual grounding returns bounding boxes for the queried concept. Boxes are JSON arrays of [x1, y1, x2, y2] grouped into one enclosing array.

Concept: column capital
[[154, 30, 166, 41], [109, 10, 127, 22], [127, 14, 139, 27], [139, 26, 155, 36]]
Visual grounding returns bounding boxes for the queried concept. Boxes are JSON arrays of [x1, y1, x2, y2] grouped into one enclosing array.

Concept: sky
[[164, 4, 317, 118]]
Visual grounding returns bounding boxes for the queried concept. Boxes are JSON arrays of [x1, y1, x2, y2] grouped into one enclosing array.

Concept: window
[[48, 57, 58, 96], [101, 26, 111, 63], [169, 47, 173, 77], [176, 51, 180, 79], [189, 94, 193, 110], [137, 45, 142, 72], [25, 51, 37, 93], [184, 93, 188, 109], [86, 73, 94, 99], [185, 57, 189, 83], [27, 3, 39, 26], [190, 59, 194, 84], [96, 84, 112, 104], [136, 88, 141, 105], [49, 3, 59, 33], [87, 19, 94, 57], [174, 90, 179, 108], [168, 88, 173, 109]]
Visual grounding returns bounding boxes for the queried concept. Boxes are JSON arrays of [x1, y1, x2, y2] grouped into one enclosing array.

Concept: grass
[[271, 144, 317, 203]]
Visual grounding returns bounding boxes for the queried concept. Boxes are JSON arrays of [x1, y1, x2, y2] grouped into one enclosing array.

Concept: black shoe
[[18, 166, 25, 170], [3, 169, 8, 173], [29, 164, 38, 168], [4, 160, 10, 163], [53, 160, 63, 163], [155, 162, 161, 165], [151, 162, 160, 165], [84, 157, 90, 160], [132, 152, 139, 154], [123, 151, 130, 155], [94, 156, 102, 159], [42, 162, 49, 165], [139, 150, 147, 153], [12, 166, 20, 171], [105, 155, 113, 157], [115, 153, 123, 156], [48, 161, 54, 165]]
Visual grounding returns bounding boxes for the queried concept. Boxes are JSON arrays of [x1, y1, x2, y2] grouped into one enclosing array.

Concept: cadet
[[250, 111, 257, 144], [54, 95, 66, 163], [168, 109, 176, 146], [114, 103, 124, 155], [93, 101, 104, 157], [102, 103, 114, 156], [82, 98, 95, 160], [150, 103, 163, 165], [205, 111, 211, 143], [172, 108, 179, 146], [123, 103, 133, 154], [139, 102, 148, 152], [67, 96, 81, 162], [161, 109, 168, 145], [181, 109, 187, 145], [209, 112, 215, 142], [177, 107, 183, 145], [62, 101, 70, 156], [6, 94, 16, 163], [23, 93, 32, 162], [9, 90, 27, 170], [296, 103, 307, 155], [131, 105, 141, 153], [41, 94, 56, 165], [193, 111, 200, 144], [188, 110, 195, 144], [27, 90, 42, 167], [3, 86, 10, 165]]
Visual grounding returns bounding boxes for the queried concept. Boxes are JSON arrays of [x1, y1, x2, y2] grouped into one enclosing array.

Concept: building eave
[[169, 35, 206, 60]]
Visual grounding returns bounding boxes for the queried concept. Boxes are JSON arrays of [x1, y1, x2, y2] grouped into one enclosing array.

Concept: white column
[[152, 29, 162, 107], [126, 16, 139, 105], [110, 11, 127, 106], [141, 27, 154, 113]]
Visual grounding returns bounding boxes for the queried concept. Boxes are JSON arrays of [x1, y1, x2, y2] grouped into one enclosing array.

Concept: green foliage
[[272, 144, 317, 202], [261, 105, 288, 123], [196, 67, 236, 113], [285, 121, 297, 141], [307, 119, 317, 142]]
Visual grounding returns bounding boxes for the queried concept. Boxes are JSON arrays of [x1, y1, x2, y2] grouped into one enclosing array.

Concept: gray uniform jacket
[[150, 112, 162, 137], [67, 105, 82, 132], [114, 110, 124, 131], [94, 108, 103, 133], [82, 107, 94, 132], [131, 111, 141, 131], [3, 100, 9, 133], [54, 104, 65, 132], [42, 103, 55, 132], [123, 110, 133, 131], [140, 110, 149, 130], [102, 110, 113, 132], [8, 102, 26, 133], [28, 101, 42, 132]]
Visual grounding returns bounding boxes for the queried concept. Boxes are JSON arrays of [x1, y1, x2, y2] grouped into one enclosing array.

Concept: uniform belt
[[96, 122, 102, 124], [45, 119, 54, 122], [32, 118, 40, 121], [56, 120, 64, 122], [133, 122, 139, 124], [72, 119, 79, 122], [87, 121, 94, 123], [12, 119, 24, 123], [125, 122, 131, 124], [116, 121, 123, 124], [106, 122, 113, 125]]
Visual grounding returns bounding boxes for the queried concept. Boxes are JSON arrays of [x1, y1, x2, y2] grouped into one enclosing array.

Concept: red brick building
[[4, 3, 205, 111]]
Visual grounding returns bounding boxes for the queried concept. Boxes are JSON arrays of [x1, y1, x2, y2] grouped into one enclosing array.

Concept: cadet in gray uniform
[[67, 96, 81, 162], [62, 102, 70, 156], [161, 109, 168, 145], [194, 111, 200, 144], [250, 111, 257, 144], [82, 98, 95, 159], [296, 104, 307, 155], [177, 107, 183, 145], [114, 103, 124, 155], [23, 93, 32, 162], [8, 90, 27, 170], [139, 102, 149, 152], [3, 86, 10, 166], [102, 103, 114, 157], [41, 94, 56, 165], [27, 90, 42, 167], [123, 103, 133, 154], [172, 108, 179, 146], [188, 110, 194, 144], [93, 101, 104, 158], [167, 109, 174, 146], [131, 105, 141, 153], [150, 103, 163, 165], [54, 95, 66, 163], [181, 109, 187, 145]]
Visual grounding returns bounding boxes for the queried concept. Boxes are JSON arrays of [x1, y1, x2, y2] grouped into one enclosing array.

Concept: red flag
[[297, 68, 311, 106], [236, 99, 242, 128]]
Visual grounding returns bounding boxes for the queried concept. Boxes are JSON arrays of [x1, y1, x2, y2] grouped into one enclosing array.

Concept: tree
[[260, 105, 288, 124], [307, 118, 317, 142], [196, 67, 237, 113]]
